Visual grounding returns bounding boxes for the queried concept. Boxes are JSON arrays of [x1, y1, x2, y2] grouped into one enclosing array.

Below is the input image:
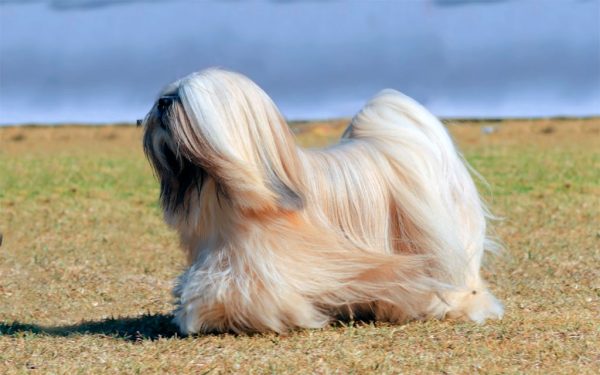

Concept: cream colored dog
[[141, 68, 503, 334]]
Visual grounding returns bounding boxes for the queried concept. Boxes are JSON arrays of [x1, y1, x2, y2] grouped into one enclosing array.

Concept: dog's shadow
[[2, 314, 383, 341], [0, 313, 181, 341]]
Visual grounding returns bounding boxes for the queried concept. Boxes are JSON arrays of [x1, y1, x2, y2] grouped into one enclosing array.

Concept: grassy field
[[0, 118, 598, 373]]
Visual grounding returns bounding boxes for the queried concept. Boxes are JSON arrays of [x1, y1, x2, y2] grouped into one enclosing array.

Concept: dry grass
[[0, 118, 599, 373]]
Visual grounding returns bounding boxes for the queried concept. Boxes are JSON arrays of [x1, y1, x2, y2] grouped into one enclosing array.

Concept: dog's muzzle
[[138, 95, 178, 127]]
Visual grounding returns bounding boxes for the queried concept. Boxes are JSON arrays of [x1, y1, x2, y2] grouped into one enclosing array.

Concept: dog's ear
[[168, 74, 304, 212]]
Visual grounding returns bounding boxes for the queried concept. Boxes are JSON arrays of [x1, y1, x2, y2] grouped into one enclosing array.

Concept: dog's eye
[[162, 143, 180, 173], [159, 117, 169, 131]]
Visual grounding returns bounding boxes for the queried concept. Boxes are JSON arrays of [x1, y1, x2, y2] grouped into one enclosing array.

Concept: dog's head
[[142, 68, 304, 217]]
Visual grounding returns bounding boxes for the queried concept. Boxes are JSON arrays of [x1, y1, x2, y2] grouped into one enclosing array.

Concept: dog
[[141, 68, 503, 334]]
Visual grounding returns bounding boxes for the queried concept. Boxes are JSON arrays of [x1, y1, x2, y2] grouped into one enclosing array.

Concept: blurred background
[[0, 0, 598, 125]]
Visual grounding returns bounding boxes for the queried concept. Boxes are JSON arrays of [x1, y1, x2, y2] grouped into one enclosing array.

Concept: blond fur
[[141, 68, 503, 334]]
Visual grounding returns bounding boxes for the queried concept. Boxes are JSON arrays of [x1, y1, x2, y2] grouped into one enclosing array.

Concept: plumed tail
[[345, 90, 491, 289]]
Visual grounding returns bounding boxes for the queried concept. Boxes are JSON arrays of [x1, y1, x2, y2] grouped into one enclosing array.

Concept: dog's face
[[142, 94, 207, 213]]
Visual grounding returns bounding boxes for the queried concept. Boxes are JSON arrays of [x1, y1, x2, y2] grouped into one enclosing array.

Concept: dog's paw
[[431, 288, 504, 323], [460, 289, 504, 323]]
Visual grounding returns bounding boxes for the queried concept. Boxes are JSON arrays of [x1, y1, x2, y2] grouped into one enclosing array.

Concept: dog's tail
[[344, 89, 497, 298]]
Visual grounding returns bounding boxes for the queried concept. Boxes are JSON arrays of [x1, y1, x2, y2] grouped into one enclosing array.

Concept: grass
[[0, 118, 599, 373]]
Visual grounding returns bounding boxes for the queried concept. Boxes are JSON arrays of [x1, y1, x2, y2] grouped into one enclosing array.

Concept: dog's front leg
[[171, 247, 329, 334]]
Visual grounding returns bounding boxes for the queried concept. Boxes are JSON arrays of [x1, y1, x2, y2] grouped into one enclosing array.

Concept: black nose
[[157, 96, 175, 113]]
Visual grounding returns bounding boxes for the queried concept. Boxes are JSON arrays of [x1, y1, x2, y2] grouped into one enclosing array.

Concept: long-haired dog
[[141, 68, 503, 334]]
